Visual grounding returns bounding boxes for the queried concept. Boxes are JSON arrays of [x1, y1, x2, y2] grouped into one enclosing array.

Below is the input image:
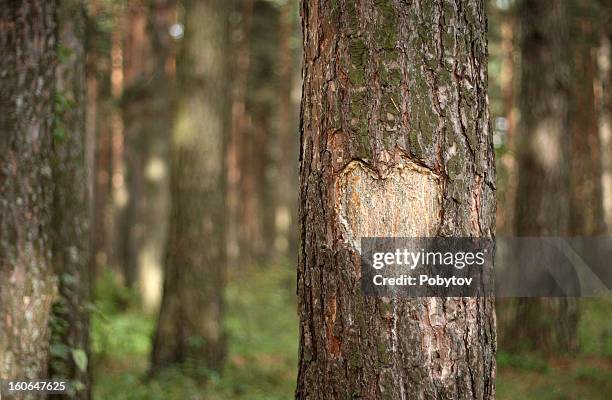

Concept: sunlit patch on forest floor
[[92, 266, 610, 400]]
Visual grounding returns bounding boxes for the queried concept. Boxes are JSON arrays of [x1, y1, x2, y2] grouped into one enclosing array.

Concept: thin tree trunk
[[297, 1, 496, 398], [49, 2, 92, 398], [0, 0, 58, 384], [569, 0, 605, 237], [152, 0, 229, 372], [598, 0, 612, 232], [227, 0, 254, 265], [276, 0, 299, 260], [512, 0, 577, 353]]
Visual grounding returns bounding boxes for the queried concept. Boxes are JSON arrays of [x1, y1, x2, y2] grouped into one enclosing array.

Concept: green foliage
[[57, 43, 73, 64], [497, 351, 550, 372], [496, 353, 612, 400], [93, 264, 298, 400], [53, 91, 75, 143], [91, 269, 151, 362], [72, 349, 88, 373], [496, 298, 612, 399], [578, 297, 612, 356]]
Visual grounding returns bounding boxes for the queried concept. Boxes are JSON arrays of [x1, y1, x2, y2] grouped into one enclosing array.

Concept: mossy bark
[[0, 0, 58, 389], [49, 1, 93, 398], [151, 0, 229, 373], [297, 1, 496, 398]]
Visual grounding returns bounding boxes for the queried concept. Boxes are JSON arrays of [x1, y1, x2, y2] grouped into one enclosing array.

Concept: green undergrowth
[[92, 263, 298, 400], [497, 297, 612, 400], [92, 265, 610, 399]]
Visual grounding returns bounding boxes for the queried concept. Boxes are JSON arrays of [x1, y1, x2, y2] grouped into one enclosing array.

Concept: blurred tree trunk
[[569, 0, 605, 236], [297, 1, 496, 398], [0, 0, 58, 383], [227, 0, 254, 266], [152, 0, 229, 372], [49, 2, 92, 398], [276, 0, 299, 260], [88, 9, 115, 271], [495, 8, 517, 236], [242, 1, 282, 264], [106, 26, 128, 280], [598, 0, 612, 232], [121, 0, 174, 310], [511, 0, 577, 353]]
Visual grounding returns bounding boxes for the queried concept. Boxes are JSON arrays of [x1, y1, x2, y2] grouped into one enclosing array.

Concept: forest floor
[[92, 265, 612, 400]]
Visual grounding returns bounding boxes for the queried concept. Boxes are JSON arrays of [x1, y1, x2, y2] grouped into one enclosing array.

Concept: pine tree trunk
[[227, 0, 254, 266], [297, 1, 496, 398], [276, 0, 299, 259], [49, 1, 92, 398], [511, 0, 578, 353], [569, 0, 605, 237], [121, 0, 174, 310], [598, 0, 612, 232], [151, 0, 228, 372], [0, 0, 58, 385]]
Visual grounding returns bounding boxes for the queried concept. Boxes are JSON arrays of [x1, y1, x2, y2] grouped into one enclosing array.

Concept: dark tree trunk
[[48, 1, 92, 398], [237, 1, 283, 264], [297, 1, 496, 398], [0, 0, 58, 384], [151, 0, 229, 372], [511, 0, 577, 353], [569, 0, 605, 237]]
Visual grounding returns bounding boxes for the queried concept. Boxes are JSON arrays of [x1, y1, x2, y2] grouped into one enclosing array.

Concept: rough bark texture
[[151, 0, 228, 372], [297, 1, 496, 398], [48, 1, 92, 398], [0, 0, 58, 386], [511, 0, 577, 353], [121, 0, 173, 310]]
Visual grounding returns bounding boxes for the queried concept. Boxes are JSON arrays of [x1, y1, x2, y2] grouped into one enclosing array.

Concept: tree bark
[[151, 0, 229, 372], [511, 0, 577, 353], [0, 0, 58, 386], [297, 1, 496, 398], [48, 1, 92, 398]]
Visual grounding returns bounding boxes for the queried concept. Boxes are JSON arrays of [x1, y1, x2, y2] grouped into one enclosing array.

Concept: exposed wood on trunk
[[297, 1, 496, 398]]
